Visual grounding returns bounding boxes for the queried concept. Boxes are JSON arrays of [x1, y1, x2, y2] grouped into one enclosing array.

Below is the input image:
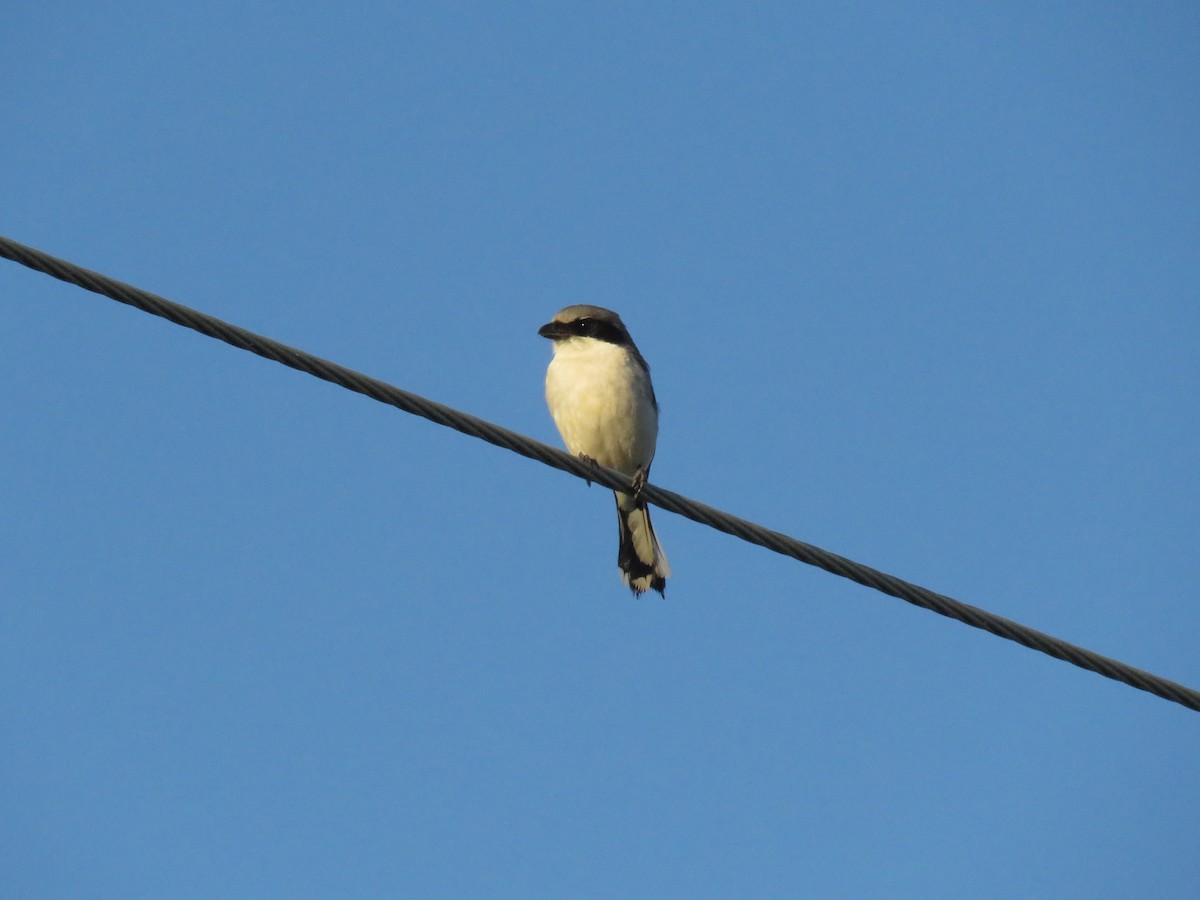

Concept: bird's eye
[[577, 319, 596, 334]]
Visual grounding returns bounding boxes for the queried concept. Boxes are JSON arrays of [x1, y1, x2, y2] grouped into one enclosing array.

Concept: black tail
[[614, 492, 670, 596]]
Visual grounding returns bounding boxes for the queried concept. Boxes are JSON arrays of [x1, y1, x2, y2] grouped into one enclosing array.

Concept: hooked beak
[[538, 321, 568, 340]]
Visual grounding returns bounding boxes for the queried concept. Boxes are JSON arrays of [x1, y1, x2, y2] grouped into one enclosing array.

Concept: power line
[[3, 232, 1197, 714]]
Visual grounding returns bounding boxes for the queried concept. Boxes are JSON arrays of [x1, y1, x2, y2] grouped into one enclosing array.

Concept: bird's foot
[[578, 454, 602, 487], [631, 466, 648, 499]]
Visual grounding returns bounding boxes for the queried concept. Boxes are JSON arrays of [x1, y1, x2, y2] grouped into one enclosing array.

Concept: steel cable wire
[[3, 233, 1197, 713]]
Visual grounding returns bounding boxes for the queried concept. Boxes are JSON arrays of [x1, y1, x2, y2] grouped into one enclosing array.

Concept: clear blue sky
[[3, 3, 1197, 897]]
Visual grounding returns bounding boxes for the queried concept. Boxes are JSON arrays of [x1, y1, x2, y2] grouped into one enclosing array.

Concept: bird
[[538, 305, 670, 596]]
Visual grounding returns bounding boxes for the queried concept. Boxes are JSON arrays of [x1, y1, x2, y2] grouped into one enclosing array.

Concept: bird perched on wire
[[538, 305, 670, 596]]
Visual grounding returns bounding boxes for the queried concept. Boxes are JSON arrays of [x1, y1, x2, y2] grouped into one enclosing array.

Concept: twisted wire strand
[[3, 233, 1197, 713]]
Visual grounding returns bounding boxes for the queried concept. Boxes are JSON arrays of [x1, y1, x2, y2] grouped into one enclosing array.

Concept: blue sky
[[3, 3, 1198, 897]]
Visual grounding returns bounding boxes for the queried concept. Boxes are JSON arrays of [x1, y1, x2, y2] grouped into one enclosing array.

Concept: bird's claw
[[578, 454, 602, 487], [631, 467, 648, 499]]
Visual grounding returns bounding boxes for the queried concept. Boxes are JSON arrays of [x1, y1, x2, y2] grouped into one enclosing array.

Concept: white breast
[[544, 338, 658, 476]]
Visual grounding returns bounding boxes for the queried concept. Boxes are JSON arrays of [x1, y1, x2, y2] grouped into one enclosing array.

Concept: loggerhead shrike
[[538, 305, 670, 596]]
